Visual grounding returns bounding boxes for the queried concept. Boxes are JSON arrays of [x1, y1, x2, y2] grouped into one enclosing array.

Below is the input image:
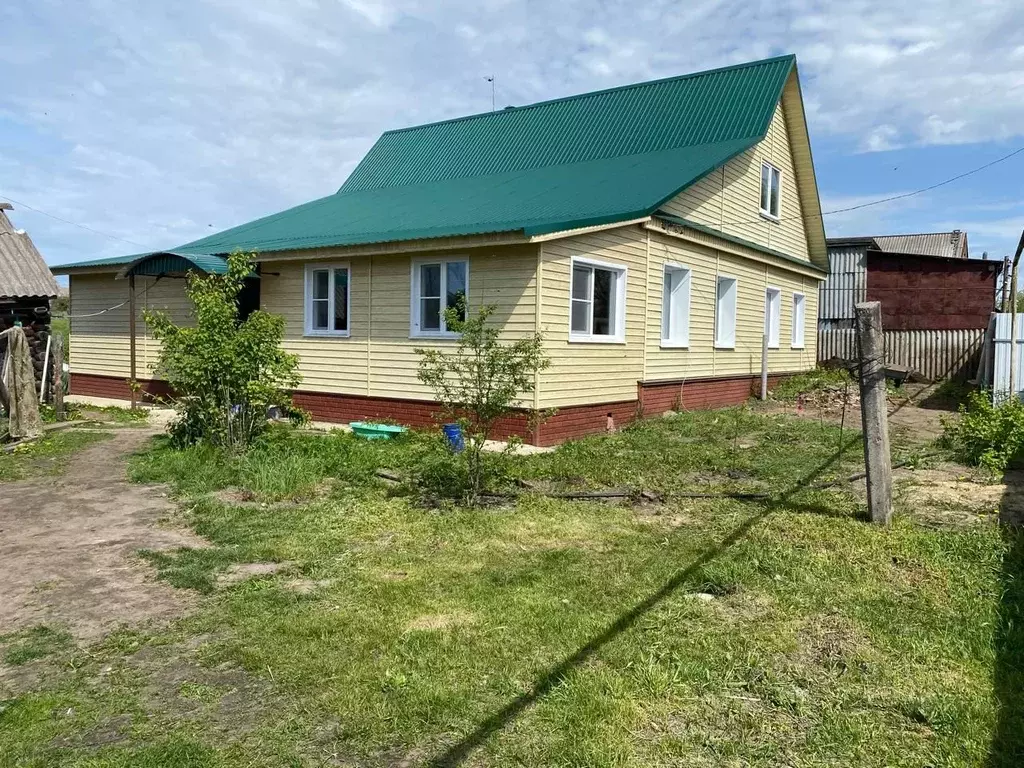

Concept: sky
[[1, 0, 1023, 269]]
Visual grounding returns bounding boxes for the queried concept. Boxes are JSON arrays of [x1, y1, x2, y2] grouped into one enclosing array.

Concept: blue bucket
[[442, 423, 465, 452]]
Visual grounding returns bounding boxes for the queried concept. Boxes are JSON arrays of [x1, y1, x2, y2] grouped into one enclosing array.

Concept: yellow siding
[[661, 101, 810, 262], [260, 244, 538, 400], [643, 230, 818, 382], [538, 225, 647, 409], [69, 273, 193, 379]]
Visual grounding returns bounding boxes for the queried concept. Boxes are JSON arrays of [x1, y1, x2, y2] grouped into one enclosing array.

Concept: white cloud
[[1, 0, 1023, 265]]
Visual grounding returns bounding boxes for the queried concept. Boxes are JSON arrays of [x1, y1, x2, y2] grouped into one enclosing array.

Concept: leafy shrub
[[144, 251, 301, 449], [942, 391, 1024, 473], [417, 301, 548, 504]]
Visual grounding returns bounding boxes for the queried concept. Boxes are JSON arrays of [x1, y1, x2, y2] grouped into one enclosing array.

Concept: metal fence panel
[[993, 314, 1024, 401], [818, 327, 985, 381]]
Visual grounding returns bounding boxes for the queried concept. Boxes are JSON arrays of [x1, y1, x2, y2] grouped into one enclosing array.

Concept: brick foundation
[[70, 371, 800, 445], [69, 373, 172, 401]]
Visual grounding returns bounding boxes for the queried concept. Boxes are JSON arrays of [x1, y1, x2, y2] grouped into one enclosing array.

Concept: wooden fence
[[818, 327, 986, 381]]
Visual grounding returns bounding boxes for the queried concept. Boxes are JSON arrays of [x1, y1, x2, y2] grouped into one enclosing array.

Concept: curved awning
[[114, 251, 229, 279]]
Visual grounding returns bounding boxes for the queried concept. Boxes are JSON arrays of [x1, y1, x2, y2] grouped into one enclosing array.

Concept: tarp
[[1, 327, 43, 439]]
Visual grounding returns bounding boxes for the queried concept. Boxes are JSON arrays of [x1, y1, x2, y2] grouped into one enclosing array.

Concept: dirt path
[[0, 427, 207, 641]]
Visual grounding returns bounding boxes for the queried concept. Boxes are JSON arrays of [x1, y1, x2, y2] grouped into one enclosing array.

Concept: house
[[0, 203, 60, 389], [819, 232, 1001, 380], [51, 54, 826, 445]]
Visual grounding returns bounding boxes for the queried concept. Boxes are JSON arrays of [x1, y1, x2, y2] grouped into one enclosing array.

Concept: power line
[[717, 143, 1024, 228], [0, 193, 147, 248]]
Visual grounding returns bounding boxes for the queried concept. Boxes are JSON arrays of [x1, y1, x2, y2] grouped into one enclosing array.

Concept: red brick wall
[[71, 372, 796, 446], [69, 373, 171, 401], [866, 251, 999, 331]]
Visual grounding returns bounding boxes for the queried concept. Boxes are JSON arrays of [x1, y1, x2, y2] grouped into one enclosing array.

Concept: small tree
[[417, 301, 548, 503], [145, 250, 301, 449]]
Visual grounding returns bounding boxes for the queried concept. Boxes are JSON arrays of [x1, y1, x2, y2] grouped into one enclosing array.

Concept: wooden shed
[[0, 203, 60, 389]]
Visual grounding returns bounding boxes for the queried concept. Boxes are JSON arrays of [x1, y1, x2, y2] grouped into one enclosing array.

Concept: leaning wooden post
[[52, 334, 65, 420], [855, 301, 893, 524], [128, 273, 137, 410]]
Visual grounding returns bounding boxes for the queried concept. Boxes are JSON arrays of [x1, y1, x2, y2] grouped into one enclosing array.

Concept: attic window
[[760, 162, 781, 220]]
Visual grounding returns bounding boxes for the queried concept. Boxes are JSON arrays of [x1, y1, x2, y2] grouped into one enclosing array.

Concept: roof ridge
[[873, 231, 962, 238], [379, 54, 796, 138]]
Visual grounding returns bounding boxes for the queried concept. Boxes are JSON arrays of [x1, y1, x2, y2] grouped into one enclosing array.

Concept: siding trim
[[647, 218, 825, 279]]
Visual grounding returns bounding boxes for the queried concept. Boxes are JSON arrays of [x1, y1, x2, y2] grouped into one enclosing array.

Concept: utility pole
[[1007, 230, 1024, 402], [855, 301, 893, 525], [1002, 254, 1012, 311]]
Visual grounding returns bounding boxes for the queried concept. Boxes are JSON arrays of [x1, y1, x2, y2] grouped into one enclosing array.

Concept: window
[[765, 287, 781, 349], [661, 264, 691, 347], [760, 162, 781, 220], [792, 292, 806, 348], [714, 275, 737, 349], [569, 258, 627, 342], [304, 264, 350, 336], [411, 258, 468, 336]]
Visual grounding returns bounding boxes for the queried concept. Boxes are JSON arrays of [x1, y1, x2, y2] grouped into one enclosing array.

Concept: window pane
[[770, 168, 780, 216], [420, 264, 441, 298], [446, 261, 467, 321], [421, 297, 441, 331], [571, 266, 591, 300], [313, 269, 329, 300], [333, 269, 348, 331], [663, 268, 689, 343], [592, 268, 613, 336], [760, 165, 771, 212], [716, 277, 736, 347], [571, 299, 590, 334], [313, 299, 328, 330]]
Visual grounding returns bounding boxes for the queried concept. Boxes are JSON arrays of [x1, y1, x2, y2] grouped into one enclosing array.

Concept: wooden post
[[855, 302, 893, 524], [128, 273, 137, 410], [1010, 265, 1020, 403], [52, 334, 65, 420], [760, 332, 769, 400]]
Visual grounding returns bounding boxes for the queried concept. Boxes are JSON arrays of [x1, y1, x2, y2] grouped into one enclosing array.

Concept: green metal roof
[[53, 55, 798, 271], [117, 252, 229, 277]]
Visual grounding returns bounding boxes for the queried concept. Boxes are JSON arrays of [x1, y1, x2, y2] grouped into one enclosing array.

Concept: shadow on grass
[[989, 471, 1024, 766], [428, 435, 863, 767]]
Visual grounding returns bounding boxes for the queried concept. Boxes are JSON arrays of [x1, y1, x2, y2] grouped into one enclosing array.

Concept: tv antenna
[[485, 75, 495, 111]]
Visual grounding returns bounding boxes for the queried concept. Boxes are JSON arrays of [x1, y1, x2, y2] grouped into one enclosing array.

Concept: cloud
[[1, 0, 1023, 266]]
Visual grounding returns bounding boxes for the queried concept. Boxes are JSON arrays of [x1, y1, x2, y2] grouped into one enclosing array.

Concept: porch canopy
[[114, 251, 228, 280]]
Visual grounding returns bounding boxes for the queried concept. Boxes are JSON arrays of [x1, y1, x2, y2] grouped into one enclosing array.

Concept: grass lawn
[[0, 429, 110, 483], [0, 408, 1019, 767]]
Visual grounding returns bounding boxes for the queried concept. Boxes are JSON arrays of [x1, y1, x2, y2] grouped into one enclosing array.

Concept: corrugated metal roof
[[117, 252, 229, 278], [0, 209, 60, 298], [53, 55, 798, 272], [871, 232, 968, 259]]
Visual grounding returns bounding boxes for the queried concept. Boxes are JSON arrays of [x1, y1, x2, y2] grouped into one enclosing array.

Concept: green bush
[[144, 251, 301, 449], [417, 300, 547, 504], [942, 391, 1024, 473]]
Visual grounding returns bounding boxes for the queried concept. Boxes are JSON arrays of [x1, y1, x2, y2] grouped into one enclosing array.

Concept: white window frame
[[760, 161, 782, 221], [304, 263, 351, 337], [765, 286, 781, 349], [792, 292, 806, 349], [410, 256, 469, 338], [660, 263, 691, 348], [714, 275, 738, 349], [568, 256, 627, 344]]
